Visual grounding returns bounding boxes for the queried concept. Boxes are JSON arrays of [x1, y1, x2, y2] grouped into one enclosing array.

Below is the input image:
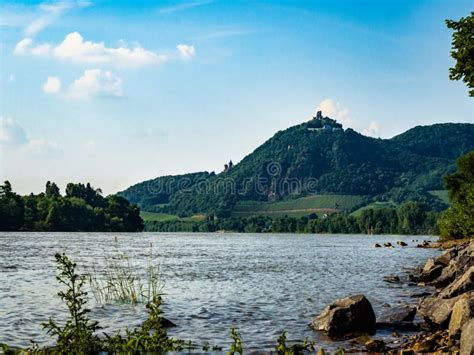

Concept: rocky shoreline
[[311, 240, 473, 354]]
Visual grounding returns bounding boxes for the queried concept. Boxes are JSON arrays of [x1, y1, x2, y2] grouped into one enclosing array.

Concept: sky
[[1, 0, 473, 195]]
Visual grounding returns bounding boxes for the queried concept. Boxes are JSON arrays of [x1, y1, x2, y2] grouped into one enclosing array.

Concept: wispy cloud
[[196, 28, 257, 40], [0, 117, 62, 156], [23, 0, 91, 37], [0, 117, 28, 146], [362, 121, 380, 137], [177, 44, 195, 60], [158, 0, 212, 14]]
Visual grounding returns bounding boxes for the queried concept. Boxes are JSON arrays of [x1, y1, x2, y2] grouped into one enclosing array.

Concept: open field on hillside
[[428, 190, 450, 204], [231, 194, 366, 218], [140, 211, 206, 223]]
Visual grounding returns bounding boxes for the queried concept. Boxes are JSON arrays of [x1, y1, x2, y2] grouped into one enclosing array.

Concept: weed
[[42, 253, 102, 353]]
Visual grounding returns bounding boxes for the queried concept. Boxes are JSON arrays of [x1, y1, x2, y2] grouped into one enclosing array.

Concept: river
[[0, 232, 440, 351]]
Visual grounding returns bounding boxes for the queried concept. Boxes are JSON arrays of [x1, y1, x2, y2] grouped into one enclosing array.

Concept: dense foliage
[[446, 12, 474, 97], [0, 181, 143, 232], [145, 202, 439, 235], [119, 123, 474, 218], [438, 151, 474, 239]]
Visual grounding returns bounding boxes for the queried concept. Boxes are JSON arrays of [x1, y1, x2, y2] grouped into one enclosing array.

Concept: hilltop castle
[[307, 111, 343, 132]]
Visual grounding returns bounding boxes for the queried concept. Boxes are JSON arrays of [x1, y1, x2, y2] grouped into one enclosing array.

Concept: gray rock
[[310, 294, 376, 336], [419, 264, 444, 283], [434, 248, 458, 266], [461, 318, 474, 355], [439, 266, 474, 299], [449, 295, 474, 338], [434, 254, 473, 289], [383, 275, 401, 284], [423, 258, 436, 272], [378, 305, 417, 323], [459, 241, 474, 258], [418, 295, 462, 328]]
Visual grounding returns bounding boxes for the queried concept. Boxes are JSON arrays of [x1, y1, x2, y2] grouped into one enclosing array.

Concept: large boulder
[[460, 319, 474, 355], [310, 294, 376, 336], [459, 241, 474, 258], [433, 254, 473, 289], [449, 295, 474, 338], [378, 305, 417, 323], [418, 295, 462, 328], [376, 305, 419, 331], [434, 248, 458, 267], [419, 264, 443, 283], [439, 266, 474, 299]]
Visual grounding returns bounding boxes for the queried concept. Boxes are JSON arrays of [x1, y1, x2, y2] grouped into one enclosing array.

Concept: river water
[[0, 232, 439, 351]]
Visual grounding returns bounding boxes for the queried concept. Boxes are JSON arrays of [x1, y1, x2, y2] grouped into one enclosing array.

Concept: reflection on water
[[0, 232, 439, 351]]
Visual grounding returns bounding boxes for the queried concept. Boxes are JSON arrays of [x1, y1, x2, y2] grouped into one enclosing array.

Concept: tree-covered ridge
[[119, 172, 213, 211], [119, 122, 474, 218], [0, 181, 143, 232]]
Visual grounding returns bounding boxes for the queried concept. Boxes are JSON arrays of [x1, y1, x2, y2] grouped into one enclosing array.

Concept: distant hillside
[[118, 117, 474, 218]]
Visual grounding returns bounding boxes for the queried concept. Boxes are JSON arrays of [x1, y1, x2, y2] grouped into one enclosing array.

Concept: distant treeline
[[145, 201, 439, 235], [0, 181, 144, 232]]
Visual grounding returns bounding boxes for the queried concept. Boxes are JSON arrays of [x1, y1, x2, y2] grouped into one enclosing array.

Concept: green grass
[[428, 190, 450, 205], [351, 201, 398, 217], [140, 211, 206, 222], [231, 194, 366, 218]]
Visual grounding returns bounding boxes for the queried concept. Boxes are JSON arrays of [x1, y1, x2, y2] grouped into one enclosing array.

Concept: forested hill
[[119, 119, 474, 218]]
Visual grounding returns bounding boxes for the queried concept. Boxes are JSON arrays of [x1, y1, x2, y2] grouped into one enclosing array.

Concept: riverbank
[[397, 239, 473, 354], [310, 239, 473, 353]]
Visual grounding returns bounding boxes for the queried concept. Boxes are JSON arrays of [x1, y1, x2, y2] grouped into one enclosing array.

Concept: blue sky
[[1, 0, 473, 195]]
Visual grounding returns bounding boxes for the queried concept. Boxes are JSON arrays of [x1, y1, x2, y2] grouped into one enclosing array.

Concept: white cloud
[[362, 121, 380, 137], [0, 117, 28, 146], [14, 32, 169, 68], [315, 98, 353, 127], [0, 117, 62, 156], [177, 44, 195, 60], [14, 38, 33, 55], [8, 74, 15, 82], [24, 0, 91, 37], [67, 69, 123, 100], [42, 76, 62, 94], [26, 139, 62, 156]]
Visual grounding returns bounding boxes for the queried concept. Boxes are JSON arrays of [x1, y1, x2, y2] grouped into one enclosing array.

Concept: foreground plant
[[105, 295, 187, 353], [42, 253, 102, 353], [228, 328, 243, 354], [275, 331, 316, 354], [88, 244, 163, 305]]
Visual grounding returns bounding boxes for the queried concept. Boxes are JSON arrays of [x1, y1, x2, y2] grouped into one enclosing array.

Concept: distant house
[[307, 111, 343, 132], [223, 160, 234, 172]]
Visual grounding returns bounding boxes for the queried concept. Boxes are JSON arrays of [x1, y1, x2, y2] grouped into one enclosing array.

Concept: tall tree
[[438, 151, 474, 239], [446, 12, 474, 96]]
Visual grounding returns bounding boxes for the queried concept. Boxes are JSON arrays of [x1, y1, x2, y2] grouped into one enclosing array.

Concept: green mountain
[[119, 117, 474, 218]]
